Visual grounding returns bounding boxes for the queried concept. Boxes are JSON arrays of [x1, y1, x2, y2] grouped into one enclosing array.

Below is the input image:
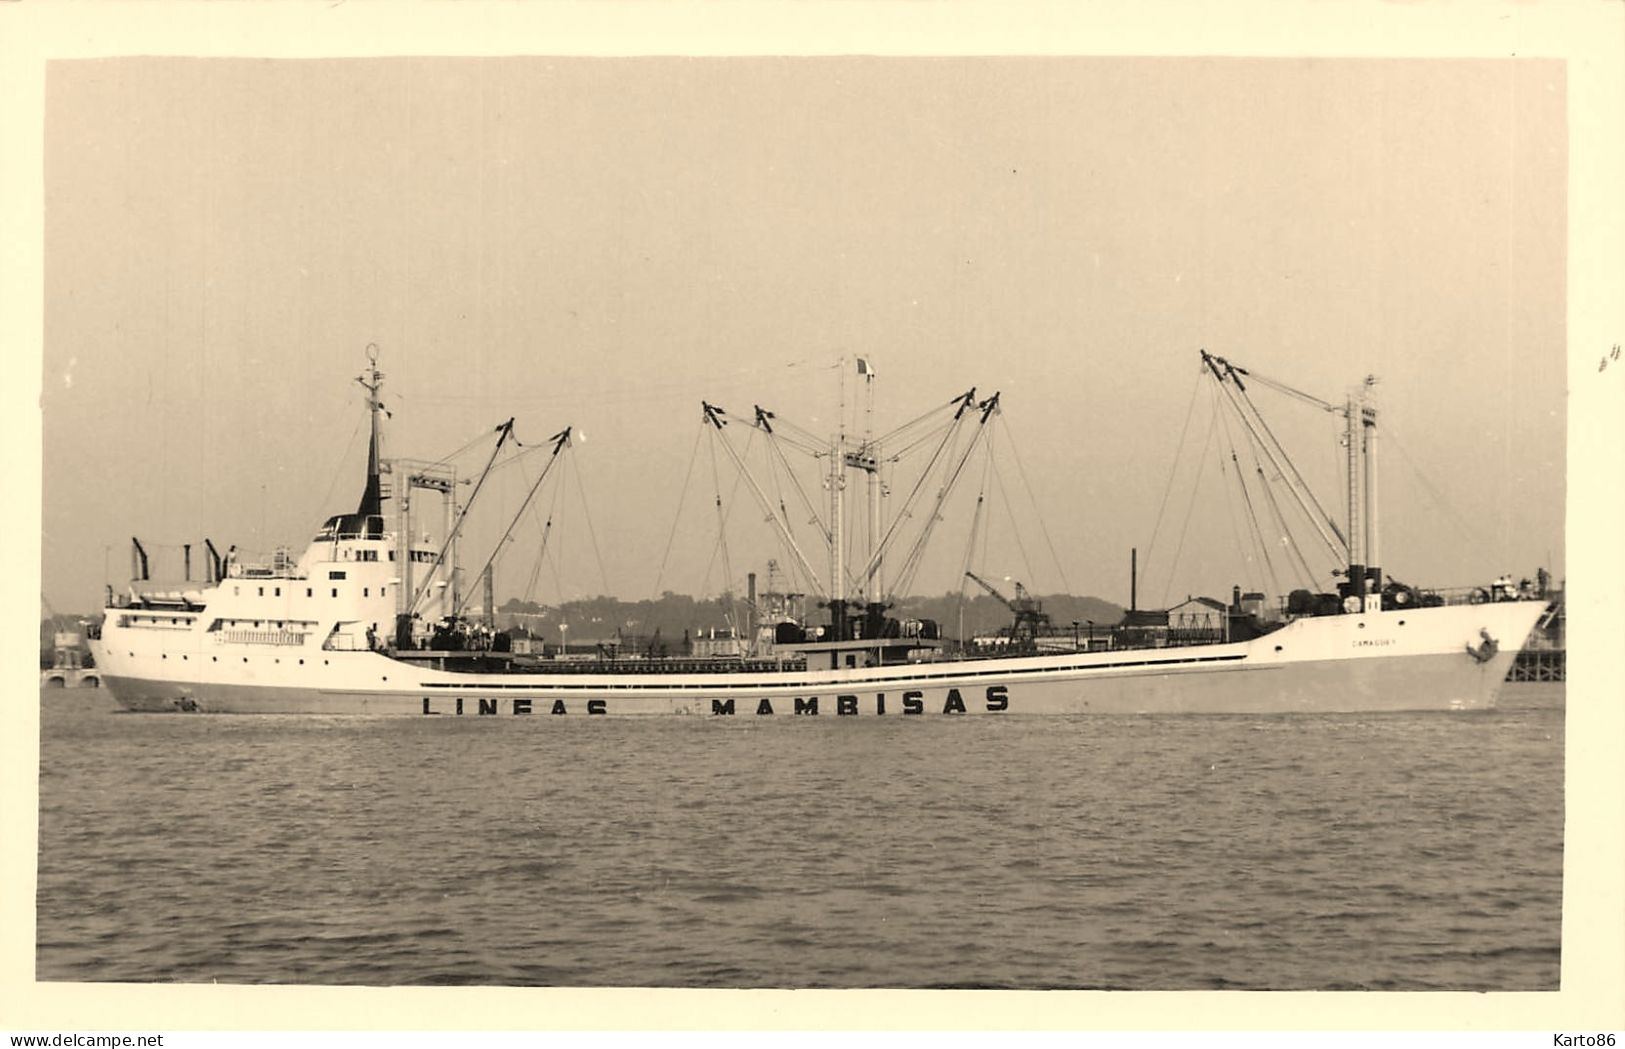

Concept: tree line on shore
[[39, 589, 1128, 658], [494, 590, 1125, 644]]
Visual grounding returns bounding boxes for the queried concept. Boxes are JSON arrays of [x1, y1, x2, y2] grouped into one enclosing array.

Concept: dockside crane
[[963, 571, 1051, 642]]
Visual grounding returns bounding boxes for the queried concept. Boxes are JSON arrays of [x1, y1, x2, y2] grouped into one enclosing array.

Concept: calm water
[[36, 687, 1564, 989]]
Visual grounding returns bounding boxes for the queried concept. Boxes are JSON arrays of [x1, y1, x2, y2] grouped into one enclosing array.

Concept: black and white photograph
[[7, 1, 1624, 1035]]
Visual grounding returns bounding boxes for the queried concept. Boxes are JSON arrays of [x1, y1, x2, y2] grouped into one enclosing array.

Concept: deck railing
[[220, 630, 308, 647]]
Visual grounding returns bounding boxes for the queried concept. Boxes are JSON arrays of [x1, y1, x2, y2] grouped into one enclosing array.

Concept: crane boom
[[964, 571, 1051, 642], [964, 570, 1015, 610]]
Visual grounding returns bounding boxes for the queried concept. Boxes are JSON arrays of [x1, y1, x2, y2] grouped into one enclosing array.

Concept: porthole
[[1398, 619, 1406, 626], [1357, 622, 1366, 629], [1274, 645, 1283, 652]]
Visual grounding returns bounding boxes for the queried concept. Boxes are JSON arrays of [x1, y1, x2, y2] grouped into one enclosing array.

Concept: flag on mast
[[856, 357, 875, 377]]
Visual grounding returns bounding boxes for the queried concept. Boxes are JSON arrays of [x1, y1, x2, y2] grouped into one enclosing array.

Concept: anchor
[[1465, 628, 1499, 664]]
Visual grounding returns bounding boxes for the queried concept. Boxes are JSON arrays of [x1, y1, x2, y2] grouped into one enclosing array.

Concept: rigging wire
[[426, 426, 503, 470], [520, 445, 569, 604], [1222, 384, 1339, 600], [995, 413, 1074, 597], [700, 425, 760, 616], [953, 451, 994, 643], [1216, 402, 1281, 599], [521, 512, 556, 608], [454, 430, 572, 619], [702, 403, 827, 600], [861, 421, 959, 584], [1224, 368, 1347, 556], [887, 415, 960, 462], [872, 395, 960, 450], [843, 467, 860, 599], [751, 394, 971, 598], [847, 405, 973, 594], [408, 419, 515, 616], [959, 449, 993, 581], [1252, 449, 1320, 591], [568, 450, 613, 599], [1241, 369, 1340, 413], [979, 423, 1036, 592], [1137, 365, 1204, 593], [990, 468, 1039, 598], [483, 437, 572, 476], [1239, 409, 1325, 590], [544, 505, 567, 611], [306, 412, 366, 531], [1381, 421, 1489, 549], [651, 424, 706, 599], [1213, 414, 1269, 602], [766, 431, 832, 549], [891, 410, 992, 598], [701, 422, 732, 602], [757, 429, 832, 598], [1160, 384, 1221, 607], [976, 447, 997, 585]]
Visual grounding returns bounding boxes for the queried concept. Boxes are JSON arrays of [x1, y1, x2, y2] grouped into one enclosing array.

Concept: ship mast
[[1340, 376, 1381, 612], [1344, 389, 1364, 610], [1359, 376, 1379, 610], [831, 357, 885, 638], [1201, 353, 1382, 613], [828, 362, 848, 639], [702, 375, 992, 639], [858, 359, 881, 605], [355, 343, 386, 531]]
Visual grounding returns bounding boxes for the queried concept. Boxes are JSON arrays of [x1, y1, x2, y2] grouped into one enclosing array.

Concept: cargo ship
[[87, 350, 1549, 716]]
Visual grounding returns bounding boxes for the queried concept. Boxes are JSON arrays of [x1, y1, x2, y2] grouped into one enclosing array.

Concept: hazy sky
[[41, 57, 1566, 613]]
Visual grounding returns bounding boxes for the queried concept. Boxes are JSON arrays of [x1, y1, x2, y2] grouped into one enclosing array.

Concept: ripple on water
[[35, 694, 1565, 988]]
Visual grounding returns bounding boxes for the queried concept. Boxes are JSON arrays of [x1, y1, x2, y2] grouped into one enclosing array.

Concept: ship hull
[[91, 600, 1546, 717]]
